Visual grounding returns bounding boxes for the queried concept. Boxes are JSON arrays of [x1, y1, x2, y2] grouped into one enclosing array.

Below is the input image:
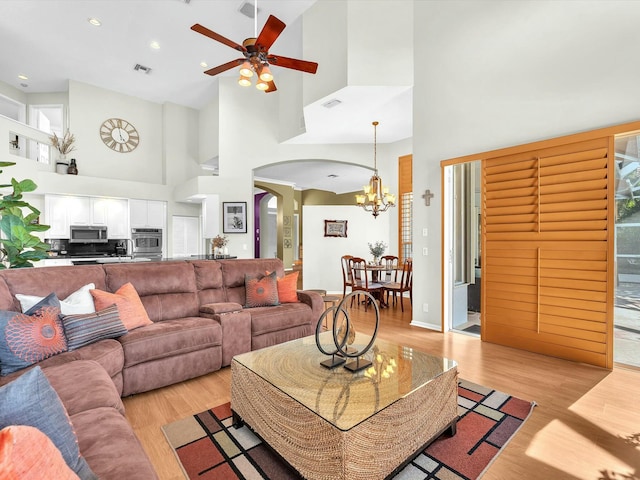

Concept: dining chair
[[349, 257, 384, 312], [380, 255, 399, 284], [341, 255, 354, 297], [383, 258, 413, 312]]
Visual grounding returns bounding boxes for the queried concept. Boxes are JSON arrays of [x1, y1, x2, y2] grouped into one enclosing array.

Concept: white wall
[[413, 0, 640, 330], [302, 205, 391, 293]]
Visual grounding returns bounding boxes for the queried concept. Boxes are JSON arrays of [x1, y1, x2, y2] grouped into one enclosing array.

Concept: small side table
[[307, 289, 341, 329]]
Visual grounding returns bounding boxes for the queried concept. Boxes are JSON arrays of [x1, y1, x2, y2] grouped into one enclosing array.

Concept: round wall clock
[[99, 118, 139, 153]]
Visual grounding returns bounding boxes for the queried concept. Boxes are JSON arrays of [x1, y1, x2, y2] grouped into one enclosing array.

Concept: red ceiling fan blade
[[267, 55, 318, 74], [255, 15, 286, 51], [265, 80, 277, 93], [204, 59, 244, 76], [191, 24, 246, 52]]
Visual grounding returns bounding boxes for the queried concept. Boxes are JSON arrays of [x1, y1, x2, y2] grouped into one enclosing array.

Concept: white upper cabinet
[[130, 199, 166, 229], [45, 195, 130, 239]]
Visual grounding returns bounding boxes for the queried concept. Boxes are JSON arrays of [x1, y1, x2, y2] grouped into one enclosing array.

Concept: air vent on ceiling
[[134, 64, 152, 74], [322, 99, 342, 109], [239, 1, 259, 18]]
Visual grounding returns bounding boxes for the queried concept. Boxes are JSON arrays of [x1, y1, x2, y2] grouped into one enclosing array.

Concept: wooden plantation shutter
[[483, 137, 611, 368], [398, 154, 413, 263]]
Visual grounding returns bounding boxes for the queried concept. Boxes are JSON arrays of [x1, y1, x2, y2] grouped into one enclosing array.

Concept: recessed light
[[17, 74, 28, 80], [149, 41, 160, 50], [88, 17, 101, 26], [200, 61, 208, 68]]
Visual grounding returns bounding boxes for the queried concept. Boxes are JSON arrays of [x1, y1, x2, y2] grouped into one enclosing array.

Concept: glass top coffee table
[[231, 332, 458, 480]]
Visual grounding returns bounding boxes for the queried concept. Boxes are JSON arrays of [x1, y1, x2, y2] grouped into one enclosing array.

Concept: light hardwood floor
[[123, 303, 640, 480]]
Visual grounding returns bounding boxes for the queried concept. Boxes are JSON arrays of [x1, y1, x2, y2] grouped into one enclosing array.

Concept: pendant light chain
[[373, 121, 378, 173], [254, 0, 258, 37]]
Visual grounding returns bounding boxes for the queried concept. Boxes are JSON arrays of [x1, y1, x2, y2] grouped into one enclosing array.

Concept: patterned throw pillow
[[60, 305, 128, 351], [90, 282, 152, 331], [0, 425, 81, 480], [0, 293, 66, 376], [0, 367, 97, 479], [245, 271, 279, 308]]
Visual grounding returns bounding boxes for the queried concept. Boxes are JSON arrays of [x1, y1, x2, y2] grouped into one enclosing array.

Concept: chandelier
[[355, 121, 396, 218]]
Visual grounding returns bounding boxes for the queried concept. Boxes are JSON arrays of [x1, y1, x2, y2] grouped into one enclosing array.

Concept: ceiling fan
[[191, 13, 318, 93]]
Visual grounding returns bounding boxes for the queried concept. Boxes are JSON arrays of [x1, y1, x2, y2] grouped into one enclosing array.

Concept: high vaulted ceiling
[[0, 0, 412, 192]]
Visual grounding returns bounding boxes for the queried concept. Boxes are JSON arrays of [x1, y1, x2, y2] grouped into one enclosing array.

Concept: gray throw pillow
[[0, 366, 97, 479]]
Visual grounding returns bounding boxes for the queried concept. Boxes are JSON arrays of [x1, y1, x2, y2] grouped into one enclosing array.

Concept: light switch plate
[[422, 247, 428, 256], [422, 228, 428, 237]]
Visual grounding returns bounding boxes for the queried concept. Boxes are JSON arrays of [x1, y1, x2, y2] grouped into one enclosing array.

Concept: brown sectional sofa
[[0, 258, 323, 479]]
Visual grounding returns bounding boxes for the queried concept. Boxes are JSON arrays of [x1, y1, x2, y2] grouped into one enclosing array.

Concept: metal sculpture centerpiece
[[315, 291, 380, 372]]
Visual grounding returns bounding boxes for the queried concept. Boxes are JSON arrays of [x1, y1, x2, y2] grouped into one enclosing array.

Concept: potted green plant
[[0, 161, 51, 268]]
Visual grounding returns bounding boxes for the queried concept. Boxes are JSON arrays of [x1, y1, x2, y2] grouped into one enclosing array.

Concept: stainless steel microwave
[[69, 225, 108, 243]]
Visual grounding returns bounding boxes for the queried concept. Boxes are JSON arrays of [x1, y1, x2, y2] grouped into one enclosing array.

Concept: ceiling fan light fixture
[[259, 65, 273, 82], [255, 79, 269, 91], [238, 74, 252, 87], [239, 61, 254, 77]]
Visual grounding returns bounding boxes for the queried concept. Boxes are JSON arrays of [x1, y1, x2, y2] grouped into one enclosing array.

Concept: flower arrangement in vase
[[212, 234, 229, 257], [368, 240, 387, 265]]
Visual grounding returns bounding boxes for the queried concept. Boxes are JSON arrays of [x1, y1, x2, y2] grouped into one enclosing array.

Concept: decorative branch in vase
[[49, 131, 76, 160], [368, 240, 387, 265]]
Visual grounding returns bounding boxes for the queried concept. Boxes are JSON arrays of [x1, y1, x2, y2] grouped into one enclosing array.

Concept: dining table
[[352, 263, 400, 308]]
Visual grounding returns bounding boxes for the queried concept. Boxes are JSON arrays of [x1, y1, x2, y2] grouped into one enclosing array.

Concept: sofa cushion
[[0, 339, 124, 391], [249, 302, 315, 336], [0, 425, 81, 480], [219, 258, 285, 305], [16, 283, 96, 315], [91, 283, 152, 331], [42, 360, 125, 417], [0, 265, 107, 313], [118, 317, 222, 368], [0, 367, 97, 480], [245, 271, 279, 308], [102, 261, 200, 322], [71, 407, 158, 480], [190, 260, 227, 305], [61, 305, 128, 351], [0, 294, 66, 375]]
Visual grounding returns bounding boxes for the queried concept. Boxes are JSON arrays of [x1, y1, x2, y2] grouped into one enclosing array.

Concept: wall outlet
[[242, 244, 247, 251], [423, 303, 429, 312], [422, 247, 428, 256]]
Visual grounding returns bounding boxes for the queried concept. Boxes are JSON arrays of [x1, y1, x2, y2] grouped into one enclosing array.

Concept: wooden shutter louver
[[483, 138, 611, 368]]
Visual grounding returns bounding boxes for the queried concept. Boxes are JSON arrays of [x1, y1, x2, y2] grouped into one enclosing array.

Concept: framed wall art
[[223, 202, 247, 233], [324, 219, 348, 238]]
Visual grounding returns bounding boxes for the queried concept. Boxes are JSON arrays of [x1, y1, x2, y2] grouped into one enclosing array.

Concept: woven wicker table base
[[231, 346, 458, 480]]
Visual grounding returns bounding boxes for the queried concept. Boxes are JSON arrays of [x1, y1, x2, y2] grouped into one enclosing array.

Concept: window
[[398, 155, 413, 262]]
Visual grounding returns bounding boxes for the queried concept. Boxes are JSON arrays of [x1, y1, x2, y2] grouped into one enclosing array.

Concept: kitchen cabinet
[[130, 199, 166, 229], [45, 195, 130, 240], [45, 195, 71, 238]]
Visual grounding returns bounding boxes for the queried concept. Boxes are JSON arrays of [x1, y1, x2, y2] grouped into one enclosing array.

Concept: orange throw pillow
[[265, 270, 300, 304], [90, 282, 152, 331], [0, 425, 81, 480], [277, 272, 299, 303]]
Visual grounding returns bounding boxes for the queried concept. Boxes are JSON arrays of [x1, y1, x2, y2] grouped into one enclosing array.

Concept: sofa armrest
[[296, 290, 325, 328], [200, 302, 243, 315]]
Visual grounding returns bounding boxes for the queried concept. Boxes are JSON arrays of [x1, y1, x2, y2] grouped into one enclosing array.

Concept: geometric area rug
[[161, 379, 536, 480]]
